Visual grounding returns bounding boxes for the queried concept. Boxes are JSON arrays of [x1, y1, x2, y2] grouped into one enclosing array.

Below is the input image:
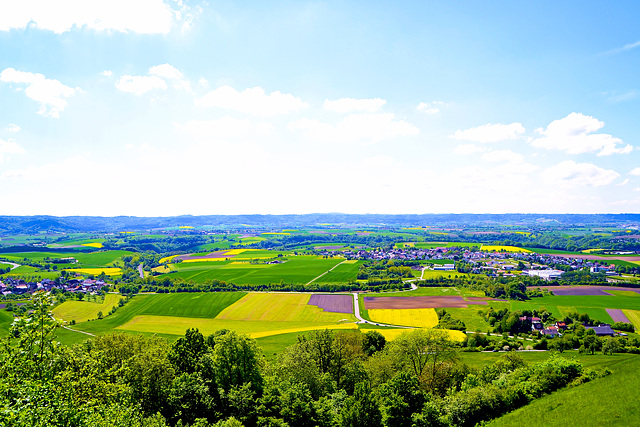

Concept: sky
[[1, 0, 639, 216]]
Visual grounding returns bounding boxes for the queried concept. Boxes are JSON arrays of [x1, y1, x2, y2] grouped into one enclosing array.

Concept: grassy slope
[[53, 294, 123, 323], [488, 354, 640, 427]]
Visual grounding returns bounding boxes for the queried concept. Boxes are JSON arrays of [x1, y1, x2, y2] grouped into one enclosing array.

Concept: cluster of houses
[[0, 277, 109, 296], [519, 315, 616, 338]]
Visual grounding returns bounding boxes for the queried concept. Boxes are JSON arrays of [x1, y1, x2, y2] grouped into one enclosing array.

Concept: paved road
[[0, 261, 20, 270], [352, 292, 412, 328]]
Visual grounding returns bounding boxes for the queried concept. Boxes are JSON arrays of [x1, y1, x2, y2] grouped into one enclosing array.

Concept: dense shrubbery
[[0, 292, 617, 427]]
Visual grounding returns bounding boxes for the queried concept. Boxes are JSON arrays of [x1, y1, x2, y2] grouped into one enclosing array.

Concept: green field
[[313, 260, 361, 283], [53, 294, 124, 323], [165, 255, 344, 284], [488, 354, 640, 426]]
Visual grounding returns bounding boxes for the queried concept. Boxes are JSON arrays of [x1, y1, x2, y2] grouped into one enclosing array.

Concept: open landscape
[[3, 0, 640, 425]]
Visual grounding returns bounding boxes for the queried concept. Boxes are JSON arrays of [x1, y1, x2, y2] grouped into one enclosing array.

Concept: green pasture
[[488, 354, 640, 427], [165, 256, 344, 284], [53, 294, 124, 323], [314, 260, 362, 283], [0, 250, 133, 268]]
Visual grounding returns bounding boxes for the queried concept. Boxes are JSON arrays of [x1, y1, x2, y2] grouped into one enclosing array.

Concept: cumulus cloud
[[451, 122, 525, 143], [453, 144, 486, 155], [481, 149, 525, 164], [417, 101, 446, 114], [530, 113, 632, 156], [116, 63, 190, 95], [6, 124, 21, 133], [543, 160, 620, 187], [0, 0, 189, 34], [0, 139, 25, 162], [196, 86, 308, 117], [324, 97, 386, 113], [176, 117, 274, 139], [288, 113, 419, 144], [0, 68, 78, 117], [100, 70, 113, 77], [630, 167, 640, 176], [115, 75, 167, 95]]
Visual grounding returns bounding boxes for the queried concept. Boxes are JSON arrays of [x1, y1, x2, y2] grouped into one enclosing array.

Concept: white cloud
[[196, 86, 308, 117], [543, 160, 620, 187], [601, 40, 640, 56], [100, 70, 113, 77], [481, 149, 525, 164], [198, 77, 209, 88], [288, 113, 419, 144], [417, 101, 445, 114], [324, 97, 386, 113], [453, 144, 486, 155], [451, 122, 525, 143], [6, 124, 21, 133], [115, 75, 167, 95], [0, 0, 188, 34], [177, 117, 274, 139], [530, 113, 632, 156], [618, 178, 630, 186], [0, 68, 77, 117], [116, 63, 191, 95], [630, 167, 640, 176], [0, 139, 25, 162]]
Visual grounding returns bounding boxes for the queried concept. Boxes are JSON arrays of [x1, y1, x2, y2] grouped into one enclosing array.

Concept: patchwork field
[[163, 256, 344, 284], [368, 308, 439, 328], [364, 295, 492, 309]]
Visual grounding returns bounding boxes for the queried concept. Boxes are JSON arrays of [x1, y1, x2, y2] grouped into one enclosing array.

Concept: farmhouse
[[585, 324, 615, 336], [522, 269, 564, 281]]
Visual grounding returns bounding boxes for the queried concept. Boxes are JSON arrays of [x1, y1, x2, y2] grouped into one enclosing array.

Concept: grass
[[313, 260, 361, 283], [368, 308, 439, 328], [53, 294, 123, 323], [622, 309, 640, 330], [166, 256, 344, 285], [487, 354, 640, 426]]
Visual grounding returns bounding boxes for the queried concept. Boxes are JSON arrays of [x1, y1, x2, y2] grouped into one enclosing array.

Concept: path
[[0, 261, 20, 270], [137, 263, 144, 279], [306, 259, 347, 285], [61, 325, 95, 336]]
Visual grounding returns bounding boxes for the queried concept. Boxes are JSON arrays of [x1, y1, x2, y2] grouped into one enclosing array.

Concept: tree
[[213, 331, 263, 393], [362, 330, 386, 356], [169, 328, 207, 374], [340, 382, 382, 427]]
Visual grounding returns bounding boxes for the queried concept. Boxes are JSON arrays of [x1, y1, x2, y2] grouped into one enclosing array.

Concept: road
[[352, 292, 413, 328], [0, 261, 20, 270], [137, 263, 144, 278]]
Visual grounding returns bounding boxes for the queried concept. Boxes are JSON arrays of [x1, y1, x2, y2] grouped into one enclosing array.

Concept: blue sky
[[1, 0, 639, 216]]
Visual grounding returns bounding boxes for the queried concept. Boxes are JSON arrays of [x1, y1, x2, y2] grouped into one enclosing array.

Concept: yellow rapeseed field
[[249, 323, 358, 339], [371, 328, 466, 342], [481, 245, 531, 253], [159, 255, 178, 263], [368, 308, 439, 328], [81, 242, 103, 248], [64, 268, 122, 276]]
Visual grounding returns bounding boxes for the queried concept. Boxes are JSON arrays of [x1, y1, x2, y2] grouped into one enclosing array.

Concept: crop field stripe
[[216, 292, 356, 323], [622, 309, 640, 330], [115, 315, 354, 337], [368, 308, 439, 328]]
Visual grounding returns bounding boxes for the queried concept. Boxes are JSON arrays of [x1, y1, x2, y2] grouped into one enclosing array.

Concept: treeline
[[0, 293, 612, 427], [118, 276, 411, 295]]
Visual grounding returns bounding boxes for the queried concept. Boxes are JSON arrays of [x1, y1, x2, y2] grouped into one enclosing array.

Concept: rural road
[[0, 261, 20, 270], [137, 263, 144, 279], [352, 292, 412, 328]]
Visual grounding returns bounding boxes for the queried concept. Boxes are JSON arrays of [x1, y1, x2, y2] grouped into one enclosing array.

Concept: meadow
[[164, 255, 344, 284], [488, 354, 640, 426]]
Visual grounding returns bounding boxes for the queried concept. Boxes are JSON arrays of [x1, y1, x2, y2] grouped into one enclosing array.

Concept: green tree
[[213, 331, 263, 393], [340, 382, 382, 427]]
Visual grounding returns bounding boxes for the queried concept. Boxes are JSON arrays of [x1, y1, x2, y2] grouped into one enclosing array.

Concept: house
[[585, 324, 615, 336], [434, 263, 455, 271], [542, 326, 559, 338], [523, 269, 564, 281], [555, 321, 567, 330]]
